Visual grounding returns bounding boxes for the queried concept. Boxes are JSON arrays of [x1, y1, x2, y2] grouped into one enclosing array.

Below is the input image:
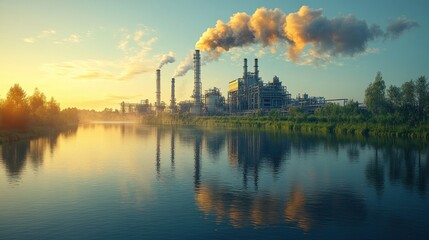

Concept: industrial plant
[[120, 49, 343, 116]]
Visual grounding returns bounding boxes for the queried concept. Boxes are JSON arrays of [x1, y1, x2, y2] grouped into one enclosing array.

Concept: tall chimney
[[193, 49, 201, 114], [156, 69, 161, 108], [254, 58, 259, 81], [170, 78, 176, 110], [243, 58, 248, 80]]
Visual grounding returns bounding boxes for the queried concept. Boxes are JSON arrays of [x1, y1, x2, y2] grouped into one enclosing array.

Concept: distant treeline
[[149, 72, 429, 139], [78, 108, 141, 122], [0, 84, 79, 130]]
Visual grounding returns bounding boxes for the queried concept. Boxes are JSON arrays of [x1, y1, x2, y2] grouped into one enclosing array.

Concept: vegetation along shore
[[0, 84, 79, 143], [145, 73, 429, 140]]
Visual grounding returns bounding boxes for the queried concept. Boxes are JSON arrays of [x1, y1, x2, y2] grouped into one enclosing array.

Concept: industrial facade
[[120, 49, 329, 116], [228, 58, 291, 113]]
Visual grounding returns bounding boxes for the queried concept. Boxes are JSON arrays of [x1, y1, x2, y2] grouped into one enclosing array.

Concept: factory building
[[120, 100, 152, 114], [178, 100, 193, 113], [228, 59, 291, 114]]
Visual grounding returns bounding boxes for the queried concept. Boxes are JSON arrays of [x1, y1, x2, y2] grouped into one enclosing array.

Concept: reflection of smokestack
[[156, 69, 161, 108], [243, 58, 248, 80], [156, 128, 161, 179], [194, 135, 202, 189], [171, 129, 175, 172], [254, 58, 259, 81], [193, 49, 202, 114], [170, 78, 176, 109]]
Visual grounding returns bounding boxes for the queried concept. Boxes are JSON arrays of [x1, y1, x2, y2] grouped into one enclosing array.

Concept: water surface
[[1, 123, 428, 239]]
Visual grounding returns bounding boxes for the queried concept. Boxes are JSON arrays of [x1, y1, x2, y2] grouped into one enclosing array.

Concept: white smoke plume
[[173, 51, 193, 78], [157, 51, 176, 69], [173, 6, 417, 77]]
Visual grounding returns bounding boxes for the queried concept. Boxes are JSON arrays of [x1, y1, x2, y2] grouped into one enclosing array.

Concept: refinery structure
[[120, 49, 340, 116], [228, 58, 290, 114]]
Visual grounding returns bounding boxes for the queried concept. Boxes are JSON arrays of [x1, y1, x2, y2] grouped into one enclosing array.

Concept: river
[[1, 123, 428, 239]]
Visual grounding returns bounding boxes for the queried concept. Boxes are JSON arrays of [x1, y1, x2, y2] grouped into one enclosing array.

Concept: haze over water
[[0, 123, 428, 239]]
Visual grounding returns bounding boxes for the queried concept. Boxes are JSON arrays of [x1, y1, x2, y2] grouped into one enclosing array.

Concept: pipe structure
[[254, 58, 259, 81], [156, 69, 161, 108], [243, 58, 248, 80], [193, 49, 202, 114], [170, 78, 176, 110]]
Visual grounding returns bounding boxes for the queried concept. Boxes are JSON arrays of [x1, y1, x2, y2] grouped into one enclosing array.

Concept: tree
[[317, 102, 342, 116], [29, 88, 47, 124], [365, 72, 387, 115], [400, 80, 416, 122], [1, 84, 29, 128], [45, 97, 60, 125], [415, 76, 428, 120], [387, 85, 401, 112], [46, 97, 60, 114], [343, 100, 360, 115]]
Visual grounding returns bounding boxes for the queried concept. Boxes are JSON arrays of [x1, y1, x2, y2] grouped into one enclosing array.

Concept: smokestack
[[243, 58, 248, 80], [156, 69, 161, 108], [254, 58, 259, 81], [170, 78, 176, 109], [193, 49, 202, 114]]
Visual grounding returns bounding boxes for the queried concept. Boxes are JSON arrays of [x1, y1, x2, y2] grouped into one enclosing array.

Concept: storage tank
[[206, 94, 218, 113]]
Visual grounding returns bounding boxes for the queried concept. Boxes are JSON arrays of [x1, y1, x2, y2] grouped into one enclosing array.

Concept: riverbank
[[0, 125, 78, 143], [143, 114, 429, 140]]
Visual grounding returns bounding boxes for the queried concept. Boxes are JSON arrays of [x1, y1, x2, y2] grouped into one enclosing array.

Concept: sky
[[0, 0, 428, 110]]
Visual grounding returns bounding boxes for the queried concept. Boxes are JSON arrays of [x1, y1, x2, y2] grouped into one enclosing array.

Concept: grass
[[143, 114, 429, 140]]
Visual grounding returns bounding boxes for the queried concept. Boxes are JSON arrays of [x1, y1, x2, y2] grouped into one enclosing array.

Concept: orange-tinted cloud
[[172, 5, 418, 76]]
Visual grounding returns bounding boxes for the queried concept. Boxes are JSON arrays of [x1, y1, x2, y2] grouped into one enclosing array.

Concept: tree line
[[0, 84, 79, 129], [311, 72, 428, 125], [364, 72, 429, 124]]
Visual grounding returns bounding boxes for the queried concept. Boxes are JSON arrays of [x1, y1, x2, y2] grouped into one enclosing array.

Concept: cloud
[[22, 29, 56, 43], [63, 34, 81, 43], [23, 38, 35, 43], [134, 30, 144, 42], [23, 29, 83, 44], [118, 34, 131, 51], [385, 16, 419, 39], [45, 28, 173, 81], [172, 5, 419, 77], [44, 51, 155, 81]]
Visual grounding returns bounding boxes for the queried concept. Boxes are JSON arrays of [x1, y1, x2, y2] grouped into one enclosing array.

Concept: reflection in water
[[285, 187, 310, 231], [228, 131, 291, 189], [156, 128, 161, 179], [195, 181, 366, 230], [366, 148, 385, 195], [154, 127, 177, 179], [194, 133, 202, 189], [1, 127, 77, 182], [188, 129, 427, 231], [1, 141, 29, 180], [366, 144, 429, 196], [204, 130, 226, 160], [171, 129, 175, 172], [2, 124, 429, 238]]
